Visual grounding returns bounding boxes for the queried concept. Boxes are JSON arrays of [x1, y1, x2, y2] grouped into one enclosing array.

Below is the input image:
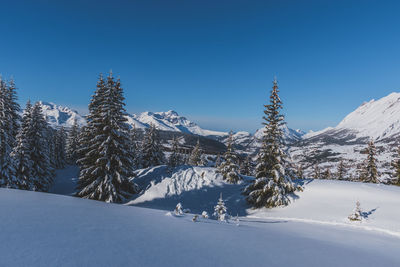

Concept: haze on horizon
[[1, 0, 400, 133]]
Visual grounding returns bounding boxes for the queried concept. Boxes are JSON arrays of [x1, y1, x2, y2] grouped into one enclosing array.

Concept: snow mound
[[129, 165, 249, 216]]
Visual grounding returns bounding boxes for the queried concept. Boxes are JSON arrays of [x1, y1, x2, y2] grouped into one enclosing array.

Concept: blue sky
[[1, 0, 400, 133]]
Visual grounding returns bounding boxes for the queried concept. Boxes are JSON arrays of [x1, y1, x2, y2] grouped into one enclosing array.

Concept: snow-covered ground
[[1, 188, 400, 267], [37, 165, 400, 266]]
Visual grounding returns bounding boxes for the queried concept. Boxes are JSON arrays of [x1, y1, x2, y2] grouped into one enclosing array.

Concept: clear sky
[[1, 0, 400, 133]]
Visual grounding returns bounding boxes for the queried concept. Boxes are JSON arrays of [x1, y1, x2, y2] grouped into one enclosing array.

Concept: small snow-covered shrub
[[174, 203, 184, 216], [201, 211, 209, 219], [213, 193, 227, 222], [348, 201, 363, 221]]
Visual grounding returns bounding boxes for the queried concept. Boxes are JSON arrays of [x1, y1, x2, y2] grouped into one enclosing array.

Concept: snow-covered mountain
[[290, 92, 400, 181], [126, 110, 228, 137], [39, 101, 86, 128], [38, 101, 304, 149]]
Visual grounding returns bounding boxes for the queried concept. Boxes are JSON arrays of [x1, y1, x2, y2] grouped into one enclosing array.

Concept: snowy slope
[[126, 165, 400, 237], [1, 187, 400, 266], [336, 92, 400, 140], [303, 92, 400, 140], [290, 92, 400, 178], [39, 101, 86, 128]]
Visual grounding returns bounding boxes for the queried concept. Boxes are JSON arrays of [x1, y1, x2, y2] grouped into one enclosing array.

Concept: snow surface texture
[[129, 165, 250, 216], [128, 166, 400, 237], [1, 188, 400, 267]]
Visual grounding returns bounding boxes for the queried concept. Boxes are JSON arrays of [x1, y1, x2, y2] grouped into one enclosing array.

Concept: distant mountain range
[[37, 91, 400, 181], [37, 101, 304, 145]]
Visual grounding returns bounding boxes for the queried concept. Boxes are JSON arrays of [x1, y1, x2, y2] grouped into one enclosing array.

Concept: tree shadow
[[361, 207, 378, 219]]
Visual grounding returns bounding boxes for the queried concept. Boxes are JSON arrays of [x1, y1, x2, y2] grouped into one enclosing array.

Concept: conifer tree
[[129, 125, 142, 169], [28, 102, 54, 191], [168, 136, 182, 169], [66, 119, 80, 164], [10, 101, 33, 189], [215, 154, 221, 168], [336, 160, 347, 180], [312, 164, 320, 179], [322, 167, 331, 180], [189, 139, 202, 166], [140, 124, 165, 168], [54, 127, 67, 169], [363, 140, 378, 183], [296, 164, 304, 179], [391, 147, 400, 186], [76, 73, 137, 203], [0, 78, 21, 187], [243, 78, 299, 208], [213, 193, 227, 221], [240, 155, 252, 176], [218, 131, 241, 183], [6, 79, 21, 142]]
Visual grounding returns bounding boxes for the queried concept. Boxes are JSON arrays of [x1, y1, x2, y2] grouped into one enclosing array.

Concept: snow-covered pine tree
[[213, 193, 227, 221], [218, 131, 241, 183], [54, 127, 67, 169], [391, 147, 400, 186], [129, 125, 142, 169], [322, 167, 331, 180], [76, 73, 137, 203], [240, 155, 252, 176], [363, 140, 378, 183], [0, 77, 20, 187], [296, 164, 304, 179], [140, 124, 165, 168], [28, 102, 54, 191], [243, 78, 298, 208], [66, 118, 80, 164], [168, 136, 182, 169], [10, 101, 33, 189], [6, 79, 21, 143], [336, 160, 347, 180], [189, 139, 202, 166], [215, 153, 221, 168], [312, 164, 320, 179]]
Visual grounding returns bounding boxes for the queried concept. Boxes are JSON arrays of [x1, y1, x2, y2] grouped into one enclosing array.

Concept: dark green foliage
[[76, 73, 137, 203], [141, 124, 165, 168], [244, 79, 299, 208], [363, 140, 378, 183], [189, 140, 202, 166], [218, 131, 241, 183]]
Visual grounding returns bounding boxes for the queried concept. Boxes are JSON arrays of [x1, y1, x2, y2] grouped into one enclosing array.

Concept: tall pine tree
[[140, 124, 165, 168], [0, 78, 21, 187], [391, 147, 400, 186], [218, 131, 241, 183], [10, 101, 32, 189], [66, 118, 80, 164], [28, 102, 54, 191], [76, 73, 137, 202], [363, 140, 378, 183], [244, 78, 299, 208], [168, 136, 182, 169], [189, 139, 202, 166]]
